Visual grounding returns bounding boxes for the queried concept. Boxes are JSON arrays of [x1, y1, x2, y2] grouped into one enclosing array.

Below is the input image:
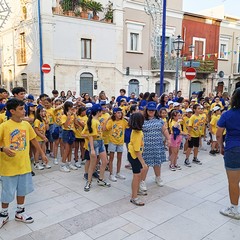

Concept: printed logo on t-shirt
[[10, 129, 27, 151], [112, 124, 123, 139]]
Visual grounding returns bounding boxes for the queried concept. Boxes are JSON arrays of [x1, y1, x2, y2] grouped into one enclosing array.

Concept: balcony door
[[80, 73, 93, 96]]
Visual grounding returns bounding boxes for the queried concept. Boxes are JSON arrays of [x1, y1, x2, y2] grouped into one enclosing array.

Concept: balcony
[[151, 56, 182, 72], [233, 63, 240, 75], [16, 48, 27, 65], [197, 60, 215, 73]]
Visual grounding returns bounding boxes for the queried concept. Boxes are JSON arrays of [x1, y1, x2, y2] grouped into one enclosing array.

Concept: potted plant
[[88, 1, 103, 20], [104, 1, 113, 23], [61, 0, 74, 16], [79, 0, 90, 19]]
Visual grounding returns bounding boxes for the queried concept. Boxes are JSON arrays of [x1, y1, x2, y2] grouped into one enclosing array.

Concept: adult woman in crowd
[[216, 88, 240, 220], [98, 91, 109, 104], [66, 90, 73, 100], [59, 91, 66, 102], [148, 92, 159, 103], [82, 93, 92, 104], [158, 94, 169, 109], [140, 101, 170, 192], [139, 92, 150, 107]]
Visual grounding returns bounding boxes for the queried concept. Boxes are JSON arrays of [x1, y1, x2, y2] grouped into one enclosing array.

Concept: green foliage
[[88, 1, 103, 16]]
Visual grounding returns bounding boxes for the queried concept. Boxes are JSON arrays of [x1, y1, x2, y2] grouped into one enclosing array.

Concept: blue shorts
[[224, 147, 240, 170], [46, 124, 54, 142], [108, 142, 124, 153], [62, 130, 75, 145], [88, 140, 105, 155], [1, 173, 34, 203]]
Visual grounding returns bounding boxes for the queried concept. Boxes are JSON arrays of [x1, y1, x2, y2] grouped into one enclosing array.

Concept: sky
[[183, 0, 240, 18]]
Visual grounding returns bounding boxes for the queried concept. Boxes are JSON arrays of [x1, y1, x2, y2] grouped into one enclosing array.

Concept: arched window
[[80, 73, 93, 96], [191, 81, 202, 94], [21, 73, 27, 91], [128, 79, 139, 96]]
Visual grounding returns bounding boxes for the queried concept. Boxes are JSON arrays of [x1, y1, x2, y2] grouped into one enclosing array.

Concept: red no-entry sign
[[185, 67, 196, 80], [41, 64, 51, 73]]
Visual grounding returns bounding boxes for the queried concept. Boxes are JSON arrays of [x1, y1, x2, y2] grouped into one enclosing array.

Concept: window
[[193, 37, 206, 60], [126, 21, 145, 53], [219, 37, 229, 60], [130, 33, 139, 51], [81, 39, 91, 59], [17, 32, 27, 65]]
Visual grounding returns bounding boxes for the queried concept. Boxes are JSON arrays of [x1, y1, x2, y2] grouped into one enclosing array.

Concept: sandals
[[130, 198, 145, 206]]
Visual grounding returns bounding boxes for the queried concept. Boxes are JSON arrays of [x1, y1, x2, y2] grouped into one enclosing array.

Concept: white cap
[[191, 98, 197, 102], [168, 101, 174, 105], [186, 108, 193, 113], [213, 106, 221, 112], [199, 105, 204, 109], [86, 103, 93, 108], [173, 102, 180, 107]]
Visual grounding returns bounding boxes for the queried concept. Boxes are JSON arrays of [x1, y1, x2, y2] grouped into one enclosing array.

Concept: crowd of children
[[0, 86, 231, 228]]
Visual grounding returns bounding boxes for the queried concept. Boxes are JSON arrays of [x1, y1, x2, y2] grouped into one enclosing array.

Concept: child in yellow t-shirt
[[0, 103, 7, 124], [74, 106, 88, 167], [0, 98, 48, 227], [33, 107, 50, 170], [182, 108, 193, 153], [209, 106, 221, 156], [128, 112, 148, 206], [105, 108, 128, 182], [81, 104, 111, 192]]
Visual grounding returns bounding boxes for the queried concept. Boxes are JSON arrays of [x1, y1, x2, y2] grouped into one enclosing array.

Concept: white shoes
[[74, 161, 82, 168], [43, 163, 51, 169], [60, 165, 70, 172], [220, 206, 240, 220], [155, 177, 164, 187], [109, 174, 117, 182], [139, 180, 147, 192], [34, 163, 44, 170], [68, 163, 78, 170], [115, 173, 126, 180], [53, 158, 59, 165]]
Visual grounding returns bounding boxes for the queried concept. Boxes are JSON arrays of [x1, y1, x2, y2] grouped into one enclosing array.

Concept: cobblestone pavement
[[0, 143, 239, 240]]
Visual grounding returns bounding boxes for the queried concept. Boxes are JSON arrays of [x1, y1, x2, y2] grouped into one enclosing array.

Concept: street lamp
[[188, 44, 195, 98], [173, 35, 184, 93]]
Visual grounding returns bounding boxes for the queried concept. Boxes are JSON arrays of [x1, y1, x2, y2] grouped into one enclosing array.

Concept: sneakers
[[192, 158, 202, 165], [68, 163, 78, 170], [169, 165, 176, 171], [115, 173, 126, 180], [60, 165, 70, 172], [155, 177, 164, 187], [209, 150, 216, 156], [175, 165, 182, 170], [0, 212, 9, 229], [92, 171, 99, 179], [43, 163, 51, 169], [139, 180, 147, 192], [138, 190, 148, 196], [184, 159, 192, 167], [84, 181, 91, 192], [109, 174, 117, 182], [15, 208, 34, 223], [219, 206, 240, 220], [34, 163, 44, 170], [53, 158, 59, 165], [97, 179, 111, 187], [74, 161, 82, 168]]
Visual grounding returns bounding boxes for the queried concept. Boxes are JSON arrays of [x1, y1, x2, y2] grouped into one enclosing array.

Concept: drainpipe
[[37, 0, 44, 94]]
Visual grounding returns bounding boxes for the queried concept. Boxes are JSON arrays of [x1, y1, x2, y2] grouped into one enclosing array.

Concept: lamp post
[[173, 35, 184, 93], [188, 44, 195, 98]]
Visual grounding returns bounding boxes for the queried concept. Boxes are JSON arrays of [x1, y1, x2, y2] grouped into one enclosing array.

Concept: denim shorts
[[62, 130, 75, 145], [46, 124, 54, 142], [1, 173, 34, 203], [88, 140, 105, 155], [224, 147, 240, 170], [108, 142, 124, 153]]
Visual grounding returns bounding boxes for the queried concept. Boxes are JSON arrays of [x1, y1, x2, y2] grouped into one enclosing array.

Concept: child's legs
[[108, 152, 115, 175], [62, 143, 70, 163], [193, 147, 199, 158], [99, 151, 108, 179], [74, 141, 80, 160], [88, 155, 97, 182], [80, 141, 85, 159], [53, 139, 60, 158], [67, 144, 73, 162], [116, 152, 123, 173], [174, 148, 180, 165], [132, 173, 141, 199]]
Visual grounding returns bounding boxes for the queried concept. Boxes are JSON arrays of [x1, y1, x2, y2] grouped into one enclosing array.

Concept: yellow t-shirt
[[169, 120, 181, 134], [75, 115, 88, 138], [128, 130, 144, 159], [210, 114, 220, 135], [119, 105, 129, 116], [46, 107, 55, 125], [182, 116, 190, 134], [34, 119, 46, 142], [0, 112, 7, 124], [210, 102, 223, 111], [61, 114, 75, 131], [54, 109, 63, 126], [99, 112, 110, 144], [0, 119, 36, 176], [82, 118, 102, 140], [106, 118, 128, 145], [188, 114, 202, 137], [199, 113, 207, 135]]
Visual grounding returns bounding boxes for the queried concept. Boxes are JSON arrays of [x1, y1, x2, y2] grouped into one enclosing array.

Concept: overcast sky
[[183, 0, 240, 17]]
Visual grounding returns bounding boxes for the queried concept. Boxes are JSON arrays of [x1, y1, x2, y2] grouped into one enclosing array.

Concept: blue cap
[[113, 107, 122, 113], [28, 102, 37, 107], [27, 94, 34, 100], [146, 101, 157, 111], [139, 106, 144, 111], [99, 101, 107, 106], [192, 91, 197, 95], [86, 108, 91, 116], [91, 104, 102, 112], [37, 104, 44, 110], [0, 103, 6, 110]]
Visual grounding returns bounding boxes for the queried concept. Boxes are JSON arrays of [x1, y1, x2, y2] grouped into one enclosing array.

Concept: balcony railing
[[233, 63, 240, 75], [16, 48, 27, 65], [151, 56, 182, 71], [197, 60, 215, 73]]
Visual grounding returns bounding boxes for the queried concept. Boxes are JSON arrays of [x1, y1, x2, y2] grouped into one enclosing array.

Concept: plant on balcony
[[61, 0, 74, 16], [88, 1, 103, 20], [104, 1, 113, 23], [79, 0, 90, 18]]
